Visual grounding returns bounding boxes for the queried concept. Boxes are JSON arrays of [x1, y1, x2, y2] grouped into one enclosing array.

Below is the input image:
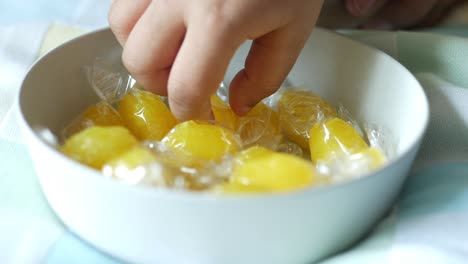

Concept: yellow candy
[[309, 117, 368, 163], [211, 94, 239, 131], [119, 89, 177, 141], [229, 147, 319, 193], [103, 146, 203, 189], [278, 90, 337, 150], [61, 126, 138, 169], [350, 147, 387, 171], [102, 146, 159, 183], [163, 120, 240, 167], [237, 102, 282, 149], [234, 145, 272, 164], [63, 101, 122, 139]]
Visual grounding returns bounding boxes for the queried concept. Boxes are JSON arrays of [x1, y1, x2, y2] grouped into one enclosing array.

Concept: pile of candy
[[61, 80, 387, 194]]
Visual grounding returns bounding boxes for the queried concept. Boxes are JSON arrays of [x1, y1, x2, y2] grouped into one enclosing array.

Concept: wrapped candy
[[316, 147, 387, 182], [336, 103, 365, 138], [119, 88, 177, 141], [216, 82, 229, 102], [162, 120, 241, 168], [219, 146, 323, 194], [61, 126, 138, 169], [364, 123, 394, 159], [210, 94, 239, 131], [309, 117, 387, 182], [103, 142, 234, 191], [309, 117, 368, 163], [278, 90, 337, 150], [277, 140, 304, 158], [102, 145, 196, 189], [59, 60, 393, 194], [237, 102, 282, 150], [85, 58, 134, 104], [62, 101, 122, 140]]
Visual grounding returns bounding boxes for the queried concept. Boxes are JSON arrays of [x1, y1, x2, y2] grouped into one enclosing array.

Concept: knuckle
[[169, 79, 203, 109], [202, 2, 237, 36], [122, 48, 149, 77], [108, 4, 128, 34]]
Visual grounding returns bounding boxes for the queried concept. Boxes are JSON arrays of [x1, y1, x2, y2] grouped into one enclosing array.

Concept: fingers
[[346, 0, 376, 16], [228, 23, 312, 116], [113, 0, 323, 121], [108, 0, 151, 45], [344, 0, 459, 29], [121, 0, 185, 95], [363, 0, 438, 29], [411, 0, 463, 28], [167, 17, 242, 121]]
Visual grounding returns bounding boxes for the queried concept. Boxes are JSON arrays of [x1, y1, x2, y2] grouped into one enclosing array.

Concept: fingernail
[[237, 105, 252, 116], [362, 20, 394, 30], [346, 0, 376, 16]]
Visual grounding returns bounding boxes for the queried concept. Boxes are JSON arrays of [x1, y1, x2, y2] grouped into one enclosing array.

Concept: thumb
[[229, 23, 312, 116]]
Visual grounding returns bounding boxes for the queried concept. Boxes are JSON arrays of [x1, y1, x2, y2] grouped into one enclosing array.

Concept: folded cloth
[[322, 30, 468, 264], [0, 24, 467, 263]]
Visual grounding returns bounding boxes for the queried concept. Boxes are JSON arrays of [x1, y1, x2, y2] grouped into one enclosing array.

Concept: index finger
[[167, 18, 242, 121]]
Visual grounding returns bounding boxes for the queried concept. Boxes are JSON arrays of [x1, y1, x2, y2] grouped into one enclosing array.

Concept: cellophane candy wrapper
[[364, 123, 395, 160], [64, 61, 394, 192], [85, 58, 135, 104], [310, 115, 390, 182], [61, 101, 122, 141], [277, 140, 304, 158], [276, 88, 338, 150], [236, 102, 283, 150], [102, 140, 233, 191], [337, 103, 365, 138], [315, 147, 387, 182], [216, 82, 229, 102]]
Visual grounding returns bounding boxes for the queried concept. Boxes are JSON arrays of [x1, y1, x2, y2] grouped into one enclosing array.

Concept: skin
[[109, 0, 463, 121], [344, 0, 466, 29], [109, 0, 323, 121]]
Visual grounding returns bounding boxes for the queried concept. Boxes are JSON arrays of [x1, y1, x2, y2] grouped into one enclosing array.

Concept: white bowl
[[18, 28, 428, 264]]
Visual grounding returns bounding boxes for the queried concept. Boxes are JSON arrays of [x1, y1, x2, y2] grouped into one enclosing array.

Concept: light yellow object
[[63, 101, 122, 139], [238, 102, 282, 149], [119, 89, 177, 141], [234, 145, 272, 164], [211, 94, 239, 131], [102, 146, 160, 184], [38, 24, 86, 57], [309, 117, 368, 163], [350, 147, 387, 171], [61, 126, 138, 169], [103, 146, 158, 177], [278, 90, 337, 150], [227, 147, 319, 193], [163, 120, 240, 167]]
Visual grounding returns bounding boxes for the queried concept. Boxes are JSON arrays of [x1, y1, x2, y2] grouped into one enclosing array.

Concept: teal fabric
[[0, 140, 55, 220], [46, 233, 118, 264], [398, 31, 468, 88], [398, 163, 468, 219]]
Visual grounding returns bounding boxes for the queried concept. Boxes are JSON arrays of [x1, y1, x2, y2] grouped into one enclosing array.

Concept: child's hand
[[345, 0, 464, 29], [109, 0, 323, 121]]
